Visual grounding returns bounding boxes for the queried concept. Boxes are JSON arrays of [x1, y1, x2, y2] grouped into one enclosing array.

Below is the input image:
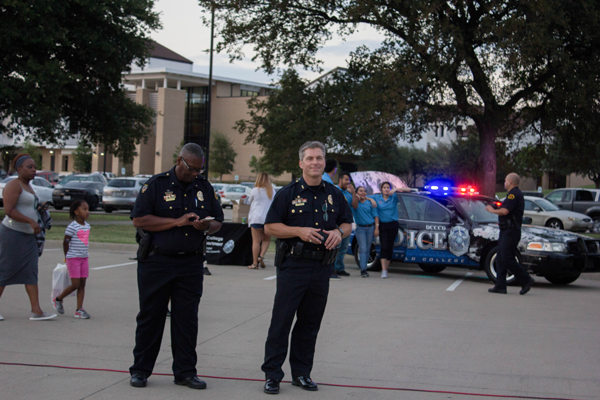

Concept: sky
[[150, 0, 386, 85]]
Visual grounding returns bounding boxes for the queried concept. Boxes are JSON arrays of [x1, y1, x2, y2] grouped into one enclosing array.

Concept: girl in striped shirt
[[52, 199, 91, 319]]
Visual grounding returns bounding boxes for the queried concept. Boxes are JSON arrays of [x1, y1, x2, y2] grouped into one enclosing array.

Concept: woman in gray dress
[[0, 154, 56, 321]]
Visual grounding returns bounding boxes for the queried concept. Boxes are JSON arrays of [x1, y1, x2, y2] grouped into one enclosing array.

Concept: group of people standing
[[323, 160, 410, 279], [0, 154, 91, 322]]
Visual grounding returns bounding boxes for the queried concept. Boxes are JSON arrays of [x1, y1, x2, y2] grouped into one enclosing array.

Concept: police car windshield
[[453, 197, 499, 223]]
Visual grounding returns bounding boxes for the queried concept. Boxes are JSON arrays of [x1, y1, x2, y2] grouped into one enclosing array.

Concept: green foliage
[[20, 140, 43, 169], [0, 0, 161, 164], [249, 155, 278, 176], [172, 139, 186, 165], [202, 0, 600, 196], [73, 139, 93, 173], [209, 131, 237, 180]]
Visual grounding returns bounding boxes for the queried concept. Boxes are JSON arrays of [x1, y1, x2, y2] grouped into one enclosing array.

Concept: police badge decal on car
[[448, 226, 470, 257]]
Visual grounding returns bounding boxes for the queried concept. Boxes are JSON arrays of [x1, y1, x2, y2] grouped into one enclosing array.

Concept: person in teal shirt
[[370, 182, 410, 278], [322, 159, 336, 185], [352, 187, 378, 277], [334, 172, 357, 278]]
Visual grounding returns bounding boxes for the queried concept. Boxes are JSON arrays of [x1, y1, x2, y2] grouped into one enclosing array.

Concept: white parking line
[[446, 272, 473, 291], [264, 275, 277, 281], [92, 262, 137, 270]]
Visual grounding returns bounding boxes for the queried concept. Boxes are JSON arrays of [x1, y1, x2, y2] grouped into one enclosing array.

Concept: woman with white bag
[[0, 154, 56, 321]]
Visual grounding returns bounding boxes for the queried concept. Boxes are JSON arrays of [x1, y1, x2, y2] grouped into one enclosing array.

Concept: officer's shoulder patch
[[141, 184, 149, 194], [508, 194, 515, 200]]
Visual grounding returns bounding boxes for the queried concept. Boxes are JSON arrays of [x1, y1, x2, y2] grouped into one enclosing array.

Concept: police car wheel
[[418, 264, 446, 274], [104, 206, 113, 213], [484, 246, 517, 284], [353, 242, 381, 271], [544, 274, 580, 285]]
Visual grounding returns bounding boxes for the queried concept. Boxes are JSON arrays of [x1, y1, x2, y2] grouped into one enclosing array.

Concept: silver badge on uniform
[[197, 191, 204, 201]]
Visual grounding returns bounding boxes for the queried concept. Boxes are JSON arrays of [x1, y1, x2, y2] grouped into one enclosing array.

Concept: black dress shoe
[[291, 376, 318, 391], [264, 378, 280, 394], [174, 376, 207, 389], [130, 374, 147, 387], [337, 270, 351, 276], [203, 266, 212, 276], [488, 286, 507, 294], [520, 278, 535, 295]]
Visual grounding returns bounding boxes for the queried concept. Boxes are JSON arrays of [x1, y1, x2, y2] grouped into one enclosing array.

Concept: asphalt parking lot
[[1, 242, 599, 400]]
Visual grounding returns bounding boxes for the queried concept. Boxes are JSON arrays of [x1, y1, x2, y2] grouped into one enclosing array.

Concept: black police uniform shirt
[[265, 176, 353, 251], [131, 167, 224, 254], [499, 187, 524, 226]]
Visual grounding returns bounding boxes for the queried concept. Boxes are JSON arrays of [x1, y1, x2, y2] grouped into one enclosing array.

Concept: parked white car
[[102, 177, 148, 213], [524, 196, 594, 232], [0, 176, 54, 206], [220, 184, 251, 208]]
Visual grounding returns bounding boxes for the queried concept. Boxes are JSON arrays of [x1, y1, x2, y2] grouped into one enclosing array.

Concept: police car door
[[399, 194, 459, 265]]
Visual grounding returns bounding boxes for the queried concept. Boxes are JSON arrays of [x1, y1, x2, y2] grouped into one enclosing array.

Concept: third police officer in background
[[485, 173, 535, 295], [261, 141, 353, 394]]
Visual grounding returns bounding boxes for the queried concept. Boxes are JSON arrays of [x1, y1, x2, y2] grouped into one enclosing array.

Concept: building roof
[[147, 40, 193, 65], [124, 67, 274, 89]]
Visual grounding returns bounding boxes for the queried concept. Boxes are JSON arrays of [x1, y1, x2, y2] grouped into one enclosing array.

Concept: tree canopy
[[0, 0, 161, 164], [209, 131, 237, 180], [201, 0, 600, 196]]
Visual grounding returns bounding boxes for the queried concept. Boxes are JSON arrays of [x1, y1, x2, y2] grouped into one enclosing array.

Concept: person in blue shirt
[[333, 172, 358, 279], [370, 182, 410, 278], [352, 186, 378, 277], [321, 159, 336, 185]]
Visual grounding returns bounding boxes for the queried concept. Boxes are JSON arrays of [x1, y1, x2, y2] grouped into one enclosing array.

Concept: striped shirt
[[65, 221, 90, 258]]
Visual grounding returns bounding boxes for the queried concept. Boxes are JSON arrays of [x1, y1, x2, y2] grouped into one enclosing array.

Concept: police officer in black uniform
[[129, 143, 223, 389], [485, 173, 535, 295], [261, 141, 353, 394]]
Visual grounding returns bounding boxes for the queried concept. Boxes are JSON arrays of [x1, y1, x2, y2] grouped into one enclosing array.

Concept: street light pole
[[204, 3, 215, 179]]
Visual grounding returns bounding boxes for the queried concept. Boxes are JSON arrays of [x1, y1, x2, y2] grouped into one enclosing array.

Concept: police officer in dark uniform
[[485, 173, 535, 295], [261, 141, 353, 394], [129, 143, 223, 389]]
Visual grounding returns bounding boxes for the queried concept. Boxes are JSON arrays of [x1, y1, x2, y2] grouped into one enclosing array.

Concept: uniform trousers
[[130, 253, 204, 380], [496, 227, 532, 290], [262, 257, 331, 381]]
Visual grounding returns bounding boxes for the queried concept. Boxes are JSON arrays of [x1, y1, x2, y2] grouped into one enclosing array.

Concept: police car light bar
[[424, 180, 479, 195]]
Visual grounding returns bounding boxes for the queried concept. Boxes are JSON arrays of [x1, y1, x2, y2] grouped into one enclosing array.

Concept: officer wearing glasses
[[261, 141, 353, 394], [129, 143, 224, 390]]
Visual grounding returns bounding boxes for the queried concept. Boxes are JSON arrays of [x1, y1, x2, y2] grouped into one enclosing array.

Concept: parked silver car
[[102, 177, 148, 213], [220, 184, 251, 208], [524, 196, 593, 232]]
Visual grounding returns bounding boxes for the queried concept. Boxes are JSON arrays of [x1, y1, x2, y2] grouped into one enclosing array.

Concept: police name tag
[[164, 190, 176, 202]]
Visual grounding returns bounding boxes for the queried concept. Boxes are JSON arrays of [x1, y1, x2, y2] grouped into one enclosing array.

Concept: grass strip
[[0, 210, 131, 222], [47, 224, 137, 244]]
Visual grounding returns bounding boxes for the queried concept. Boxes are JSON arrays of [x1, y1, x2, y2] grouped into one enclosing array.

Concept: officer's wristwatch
[[337, 227, 344, 236]]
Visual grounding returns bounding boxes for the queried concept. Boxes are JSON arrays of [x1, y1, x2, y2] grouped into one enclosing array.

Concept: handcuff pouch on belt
[[136, 227, 152, 260], [274, 234, 340, 266], [499, 215, 520, 231]]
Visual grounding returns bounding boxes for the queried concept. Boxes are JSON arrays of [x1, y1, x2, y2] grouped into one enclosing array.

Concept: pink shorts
[[66, 257, 89, 279]]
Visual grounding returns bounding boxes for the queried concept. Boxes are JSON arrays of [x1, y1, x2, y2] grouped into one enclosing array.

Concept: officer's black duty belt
[[288, 248, 326, 261], [149, 246, 203, 257]]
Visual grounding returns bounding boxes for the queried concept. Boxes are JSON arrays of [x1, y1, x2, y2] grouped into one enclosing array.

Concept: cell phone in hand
[[202, 217, 215, 221]]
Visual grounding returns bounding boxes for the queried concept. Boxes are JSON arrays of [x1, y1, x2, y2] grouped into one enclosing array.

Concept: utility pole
[[204, 3, 215, 179]]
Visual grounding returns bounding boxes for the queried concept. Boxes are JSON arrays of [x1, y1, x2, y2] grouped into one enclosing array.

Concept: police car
[[346, 181, 600, 285]]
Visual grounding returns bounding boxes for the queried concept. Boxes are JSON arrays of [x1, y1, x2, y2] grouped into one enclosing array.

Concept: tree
[[172, 139, 186, 165], [73, 140, 93, 173], [0, 1, 161, 164], [20, 140, 43, 169], [249, 155, 278, 176], [201, 0, 600, 196], [209, 131, 237, 180]]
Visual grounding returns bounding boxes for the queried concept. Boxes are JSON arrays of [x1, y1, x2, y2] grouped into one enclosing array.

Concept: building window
[[240, 90, 259, 97], [63, 156, 69, 171], [184, 87, 210, 155]]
